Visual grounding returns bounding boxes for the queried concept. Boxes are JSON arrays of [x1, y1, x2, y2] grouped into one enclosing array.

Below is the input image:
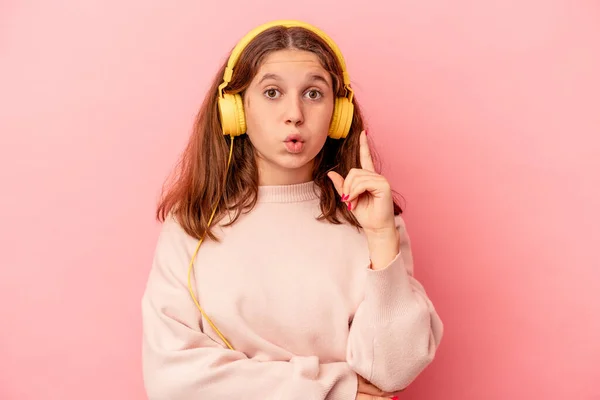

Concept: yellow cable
[[187, 135, 235, 351]]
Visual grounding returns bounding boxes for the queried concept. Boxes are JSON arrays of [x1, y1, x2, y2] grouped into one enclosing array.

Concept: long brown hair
[[157, 25, 402, 241]]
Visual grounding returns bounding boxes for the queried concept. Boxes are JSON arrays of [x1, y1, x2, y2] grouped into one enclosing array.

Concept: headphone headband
[[219, 20, 353, 102]]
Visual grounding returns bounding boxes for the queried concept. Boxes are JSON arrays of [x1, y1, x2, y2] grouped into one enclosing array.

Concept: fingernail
[[347, 202, 352, 211], [391, 397, 399, 400], [341, 194, 348, 201]]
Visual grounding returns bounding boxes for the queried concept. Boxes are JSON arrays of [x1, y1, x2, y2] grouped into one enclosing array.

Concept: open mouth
[[285, 134, 304, 143]]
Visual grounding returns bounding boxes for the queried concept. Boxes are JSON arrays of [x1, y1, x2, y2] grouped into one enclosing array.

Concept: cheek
[[244, 97, 262, 132], [244, 96, 272, 127], [243, 100, 270, 148], [313, 102, 335, 130]]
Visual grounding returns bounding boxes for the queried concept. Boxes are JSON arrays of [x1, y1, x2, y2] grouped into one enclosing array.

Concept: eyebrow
[[257, 73, 330, 86]]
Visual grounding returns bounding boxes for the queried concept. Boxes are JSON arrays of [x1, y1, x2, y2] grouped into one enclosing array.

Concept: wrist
[[365, 227, 400, 270]]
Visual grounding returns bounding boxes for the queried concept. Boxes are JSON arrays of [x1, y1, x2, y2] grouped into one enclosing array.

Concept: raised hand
[[327, 130, 396, 235], [327, 130, 400, 270]]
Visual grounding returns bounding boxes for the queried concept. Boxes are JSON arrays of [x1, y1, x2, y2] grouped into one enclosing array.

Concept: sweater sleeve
[[141, 219, 358, 400], [346, 215, 444, 393]]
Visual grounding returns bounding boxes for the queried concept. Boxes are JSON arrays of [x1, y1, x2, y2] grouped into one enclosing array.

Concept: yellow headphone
[[217, 19, 355, 139], [188, 20, 354, 351]]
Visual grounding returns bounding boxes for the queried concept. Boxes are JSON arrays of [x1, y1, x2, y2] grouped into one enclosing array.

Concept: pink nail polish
[[347, 202, 352, 211], [341, 194, 348, 201], [390, 397, 399, 400]]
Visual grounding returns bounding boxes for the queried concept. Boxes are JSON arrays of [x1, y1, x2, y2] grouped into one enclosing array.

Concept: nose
[[284, 95, 304, 126]]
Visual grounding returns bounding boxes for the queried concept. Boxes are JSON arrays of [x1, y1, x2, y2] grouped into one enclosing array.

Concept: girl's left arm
[[346, 215, 443, 393], [327, 131, 443, 393]]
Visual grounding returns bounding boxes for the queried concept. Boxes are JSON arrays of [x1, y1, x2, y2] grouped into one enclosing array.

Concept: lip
[[284, 134, 304, 143], [283, 134, 305, 154]]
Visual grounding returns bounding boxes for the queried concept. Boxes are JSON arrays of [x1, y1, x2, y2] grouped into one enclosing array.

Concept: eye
[[264, 88, 281, 99], [305, 89, 323, 100]]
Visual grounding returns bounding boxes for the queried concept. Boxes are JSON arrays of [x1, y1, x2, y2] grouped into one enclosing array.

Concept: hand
[[356, 395, 394, 400], [327, 130, 396, 235], [328, 130, 399, 269], [357, 375, 396, 398]]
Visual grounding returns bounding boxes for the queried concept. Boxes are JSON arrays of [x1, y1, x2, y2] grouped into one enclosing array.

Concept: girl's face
[[243, 49, 335, 186]]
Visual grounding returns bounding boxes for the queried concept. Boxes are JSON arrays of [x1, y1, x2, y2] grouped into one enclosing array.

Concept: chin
[[267, 151, 317, 171], [254, 144, 321, 178], [276, 156, 313, 170]]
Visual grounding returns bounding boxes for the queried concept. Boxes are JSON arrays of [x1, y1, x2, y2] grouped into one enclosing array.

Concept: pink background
[[1, 1, 599, 399]]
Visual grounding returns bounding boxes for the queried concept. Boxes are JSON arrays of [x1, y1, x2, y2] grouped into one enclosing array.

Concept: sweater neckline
[[257, 180, 320, 203]]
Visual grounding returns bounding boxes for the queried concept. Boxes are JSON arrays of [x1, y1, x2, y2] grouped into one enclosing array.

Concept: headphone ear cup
[[328, 97, 354, 139], [218, 93, 246, 137]]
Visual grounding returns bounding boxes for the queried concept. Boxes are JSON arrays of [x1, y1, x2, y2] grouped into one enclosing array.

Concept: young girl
[[141, 20, 443, 400]]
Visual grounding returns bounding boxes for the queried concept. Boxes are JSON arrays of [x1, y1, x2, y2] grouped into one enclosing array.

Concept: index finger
[[359, 130, 375, 172]]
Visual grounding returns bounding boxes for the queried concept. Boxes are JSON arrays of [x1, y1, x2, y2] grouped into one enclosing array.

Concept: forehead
[[256, 49, 330, 79]]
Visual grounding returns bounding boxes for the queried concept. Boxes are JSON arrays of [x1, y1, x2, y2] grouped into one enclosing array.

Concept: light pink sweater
[[141, 181, 443, 399]]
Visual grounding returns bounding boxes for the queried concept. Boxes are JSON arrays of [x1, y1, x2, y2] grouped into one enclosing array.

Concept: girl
[[141, 20, 443, 400]]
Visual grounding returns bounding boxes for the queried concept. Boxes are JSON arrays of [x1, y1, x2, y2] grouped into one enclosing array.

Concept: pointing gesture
[[327, 130, 396, 235], [358, 129, 376, 172]]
